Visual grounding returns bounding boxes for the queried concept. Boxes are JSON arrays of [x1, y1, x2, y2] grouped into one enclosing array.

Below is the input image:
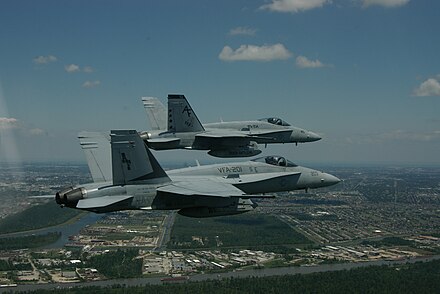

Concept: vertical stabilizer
[[111, 130, 170, 185], [78, 132, 112, 183], [167, 94, 205, 133], [141, 97, 167, 131]]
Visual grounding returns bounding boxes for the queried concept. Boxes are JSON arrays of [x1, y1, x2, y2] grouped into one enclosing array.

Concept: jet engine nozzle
[[55, 187, 86, 207], [139, 131, 151, 140]]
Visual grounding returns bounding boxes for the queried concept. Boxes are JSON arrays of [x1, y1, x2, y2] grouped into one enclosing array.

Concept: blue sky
[[1, 0, 439, 166]]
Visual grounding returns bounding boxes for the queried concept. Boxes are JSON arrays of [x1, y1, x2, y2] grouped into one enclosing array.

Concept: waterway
[[3, 255, 440, 293], [0, 213, 103, 248], [1, 215, 439, 291]]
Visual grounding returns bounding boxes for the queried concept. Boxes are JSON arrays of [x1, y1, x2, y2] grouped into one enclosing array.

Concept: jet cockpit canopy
[[252, 156, 297, 167], [258, 117, 291, 126]]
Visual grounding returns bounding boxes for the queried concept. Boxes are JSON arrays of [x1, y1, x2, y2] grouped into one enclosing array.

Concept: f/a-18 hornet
[[140, 94, 321, 158], [52, 131, 339, 218]]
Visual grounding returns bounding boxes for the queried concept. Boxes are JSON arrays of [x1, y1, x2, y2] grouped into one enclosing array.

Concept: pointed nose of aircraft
[[307, 131, 321, 142], [320, 173, 341, 187]]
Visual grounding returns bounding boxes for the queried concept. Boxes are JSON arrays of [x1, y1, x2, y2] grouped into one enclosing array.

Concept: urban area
[[0, 163, 439, 287]]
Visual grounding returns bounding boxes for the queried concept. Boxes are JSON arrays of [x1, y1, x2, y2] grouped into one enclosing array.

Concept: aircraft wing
[[198, 129, 292, 138], [157, 179, 273, 198], [194, 132, 252, 148], [247, 129, 293, 140], [233, 172, 301, 194], [194, 129, 293, 147], [237, 172, 301, 183], [195, 132, 249, 139]]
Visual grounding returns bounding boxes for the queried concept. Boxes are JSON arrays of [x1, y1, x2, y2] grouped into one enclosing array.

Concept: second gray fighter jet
[[141, 94, 321, 158]]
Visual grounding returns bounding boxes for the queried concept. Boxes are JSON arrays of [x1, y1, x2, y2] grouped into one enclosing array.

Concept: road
[[154, 211, 176, 252]]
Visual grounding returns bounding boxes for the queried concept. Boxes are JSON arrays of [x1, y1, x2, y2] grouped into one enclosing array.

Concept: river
[[1, 215, 439, 291], [0, 213, 103, 248], [3, 255, 440, 293]]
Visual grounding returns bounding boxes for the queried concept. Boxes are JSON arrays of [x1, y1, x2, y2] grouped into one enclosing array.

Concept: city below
[[0, 163, 439, 290]]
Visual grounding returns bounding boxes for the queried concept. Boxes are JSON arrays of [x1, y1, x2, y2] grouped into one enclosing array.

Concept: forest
[[0, 201, 81, 233], [86, 249, 143, 279], [0, 232, 60, 250]]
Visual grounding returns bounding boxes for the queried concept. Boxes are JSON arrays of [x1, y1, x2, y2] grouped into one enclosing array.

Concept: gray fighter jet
[[140, 95, 321, 158], [53, 131, 339, 218]]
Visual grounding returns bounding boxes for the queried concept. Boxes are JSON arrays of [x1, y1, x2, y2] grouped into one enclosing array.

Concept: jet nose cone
[[307, 131, 321, 142], [321, 173, 341, 187]]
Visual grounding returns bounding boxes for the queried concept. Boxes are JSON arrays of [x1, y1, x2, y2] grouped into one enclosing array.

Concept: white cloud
[[65, 64, 94, 73], [260, 0, 330, 13], [82, 80, 101, 88], [362, 0, 410, 8], [29, 128, 45, 135], [219, 44, 292, 62], [33, 55, 57, 64], [0, 117, 46, 136], [229, 27, 257, 36], [83, 66, 94, 73], [0, 117, 19, 130], [65, 64, 80, 73], [0, 117, 49, 163], [296, 55, 331, 68], [413, 77, 440, 97]]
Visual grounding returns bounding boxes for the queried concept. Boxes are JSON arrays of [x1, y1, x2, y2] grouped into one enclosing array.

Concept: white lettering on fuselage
[[248, 124, 259, 129], [217, 166, 243, 173]]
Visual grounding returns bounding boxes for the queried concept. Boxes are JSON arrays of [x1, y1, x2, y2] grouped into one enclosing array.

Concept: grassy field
[[169, 213, 312, 251]]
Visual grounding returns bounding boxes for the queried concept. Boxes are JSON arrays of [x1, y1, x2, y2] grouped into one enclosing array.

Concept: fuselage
[[143, 119, 321, 151], [204, 120, 320, 145], [167, 159, 339, 193]]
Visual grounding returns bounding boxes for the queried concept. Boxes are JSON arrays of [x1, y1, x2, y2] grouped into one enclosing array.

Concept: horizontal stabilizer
[[146, 137, 181, 150], [147, 137, 181, 143], [76, 195, 133, 211]]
